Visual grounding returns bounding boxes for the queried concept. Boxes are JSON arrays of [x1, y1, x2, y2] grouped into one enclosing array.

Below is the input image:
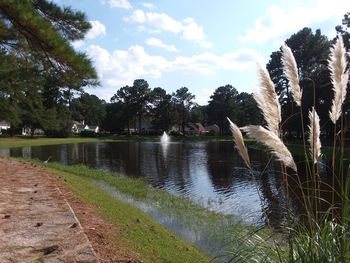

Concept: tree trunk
[[138, 114, 142, 135], [181, 106, 185, 136], [30, 127, 34, 138], [126, 107, 130, 135]]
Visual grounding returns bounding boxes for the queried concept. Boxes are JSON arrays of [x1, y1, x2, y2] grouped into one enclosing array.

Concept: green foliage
[[0, 0, 96, 78], [266, 28, 331, 139], [207, 85, 239, 134], [172, 87, 196, 135], [150, 87, 173, 132], [101, 102, 128, 133], [0, 1, 98, 137], [71, 93, 106, 126], [111, 81, 152, 134], [80, 130, 98, 138]]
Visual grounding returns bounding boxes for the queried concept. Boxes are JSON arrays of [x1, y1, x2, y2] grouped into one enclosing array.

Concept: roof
[[0, 120, 10, 126], [205, 124, 220, 131]]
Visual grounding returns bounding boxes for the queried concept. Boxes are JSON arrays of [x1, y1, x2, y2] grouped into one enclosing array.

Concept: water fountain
[[160, 131, 170, 144], [160, 131, 170, 160]]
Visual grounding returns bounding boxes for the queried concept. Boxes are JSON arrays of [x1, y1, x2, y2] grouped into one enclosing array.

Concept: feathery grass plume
[[308, 107, 321, 164], [227, 117, 251, 168], [281, 43, 302, 106], [241, 125, 297, 172], [329, 36, 349, 124], [254, 64, 281, 135]]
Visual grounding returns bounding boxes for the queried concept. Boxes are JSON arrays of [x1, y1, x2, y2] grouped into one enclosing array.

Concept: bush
[[80, 130, 97, 137]]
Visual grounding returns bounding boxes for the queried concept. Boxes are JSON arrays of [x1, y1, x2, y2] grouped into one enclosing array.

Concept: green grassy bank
[[0, 137, 111, 148], [34, 161, 210, 263], [24, 160, 279, 262]]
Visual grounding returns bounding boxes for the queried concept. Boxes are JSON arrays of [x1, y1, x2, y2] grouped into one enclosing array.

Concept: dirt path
[[0, 158, 138, 263]]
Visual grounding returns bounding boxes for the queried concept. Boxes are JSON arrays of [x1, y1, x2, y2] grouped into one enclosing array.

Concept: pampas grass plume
[[241, 125, 297, 172], [308, 107, 321, 164], [329, 36, 349, 124], [281, 43, 302, 106], [227, 117, 251, 168], [255, 64, 281, 135]]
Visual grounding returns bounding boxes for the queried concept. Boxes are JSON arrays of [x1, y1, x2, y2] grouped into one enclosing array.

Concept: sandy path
[[0, 157, 98, 262]]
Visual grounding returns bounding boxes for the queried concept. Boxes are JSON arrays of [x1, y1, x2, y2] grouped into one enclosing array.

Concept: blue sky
[[55, 0, 350, 105]]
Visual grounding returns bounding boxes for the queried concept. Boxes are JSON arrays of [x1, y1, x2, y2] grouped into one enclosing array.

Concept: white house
[[71, 121, 87, 134], [22, 127, 45, 136], [0, 120, 10, 131], [71, 121, 99, 134]]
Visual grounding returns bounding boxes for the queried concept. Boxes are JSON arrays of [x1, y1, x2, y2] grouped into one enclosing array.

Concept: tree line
[[0, 2, 349, 138], [98, 81, 261, 135]]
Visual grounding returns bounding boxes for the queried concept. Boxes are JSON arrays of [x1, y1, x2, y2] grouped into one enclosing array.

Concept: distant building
[[0, 121, 10, 131], [180, 122, 208, 135], [85, 125, 99, 133], [22, 127, 45, 136], [205, 124, 220, 135], [71, 121, 87, 134], [71, 121, 99, 134]]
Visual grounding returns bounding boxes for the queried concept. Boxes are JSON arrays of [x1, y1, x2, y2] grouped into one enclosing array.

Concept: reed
[[227, 35, 350, 262]]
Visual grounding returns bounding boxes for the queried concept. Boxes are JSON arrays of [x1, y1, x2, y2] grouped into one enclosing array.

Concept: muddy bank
[[0, 157, 138, 262]]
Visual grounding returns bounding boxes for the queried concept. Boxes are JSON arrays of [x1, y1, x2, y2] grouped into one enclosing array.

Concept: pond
[[0, 140, 300, 226]]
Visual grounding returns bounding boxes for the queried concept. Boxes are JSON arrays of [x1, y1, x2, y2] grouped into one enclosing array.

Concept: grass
[[34, 161, 210, 263], [23, 160, 279, 262], [0, 136, 113, 148]]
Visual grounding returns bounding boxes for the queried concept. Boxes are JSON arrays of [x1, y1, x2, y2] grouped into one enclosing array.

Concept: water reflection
[[3, 141, 333, 226]]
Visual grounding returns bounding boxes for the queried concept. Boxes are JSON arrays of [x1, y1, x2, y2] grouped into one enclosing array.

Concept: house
[[72, 121, 99, 134], [22, 127, 45, 136], [0, 121, 10, 131], [194, 123, 207, 135], [205, 124, 220, 135], [85, 125, 99, 133], [184, 123, 207, 135], [71, 121, 87, 134]]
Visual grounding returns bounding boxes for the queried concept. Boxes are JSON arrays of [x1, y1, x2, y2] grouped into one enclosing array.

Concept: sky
[[54, 0, 350, 105]]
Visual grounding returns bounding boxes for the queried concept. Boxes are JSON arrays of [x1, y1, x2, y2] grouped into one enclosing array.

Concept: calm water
[[0, 141, 311, 225]]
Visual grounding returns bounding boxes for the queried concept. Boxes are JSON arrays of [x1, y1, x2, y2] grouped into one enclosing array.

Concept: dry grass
[[254, 64, 281, 135], [281, 43, 302, 107], [308, 107, 321, 164], [227, 117, 250, 168], [328, 36, 349, 124]]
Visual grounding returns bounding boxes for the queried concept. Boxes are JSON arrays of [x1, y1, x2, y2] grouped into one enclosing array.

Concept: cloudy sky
[[55, 0, 350, 105]]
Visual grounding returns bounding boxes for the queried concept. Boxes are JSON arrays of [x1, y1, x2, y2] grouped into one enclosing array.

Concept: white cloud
[[171, 48, 261, 74], [86, 20, 106, 39], [181, 17, 213, 48], [85, 44, 260, 100], [239, 0, 350, 44], [126, 10, 213, 48], [142, 2, 156, 9], [145, 37, 179, 52], [102, 0, 132, 9], [72, 40, 85, 49], [86, 44, 168, 86]]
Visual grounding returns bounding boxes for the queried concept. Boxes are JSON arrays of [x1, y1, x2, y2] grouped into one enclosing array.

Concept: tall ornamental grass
[[227, 36, 350, 262]]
